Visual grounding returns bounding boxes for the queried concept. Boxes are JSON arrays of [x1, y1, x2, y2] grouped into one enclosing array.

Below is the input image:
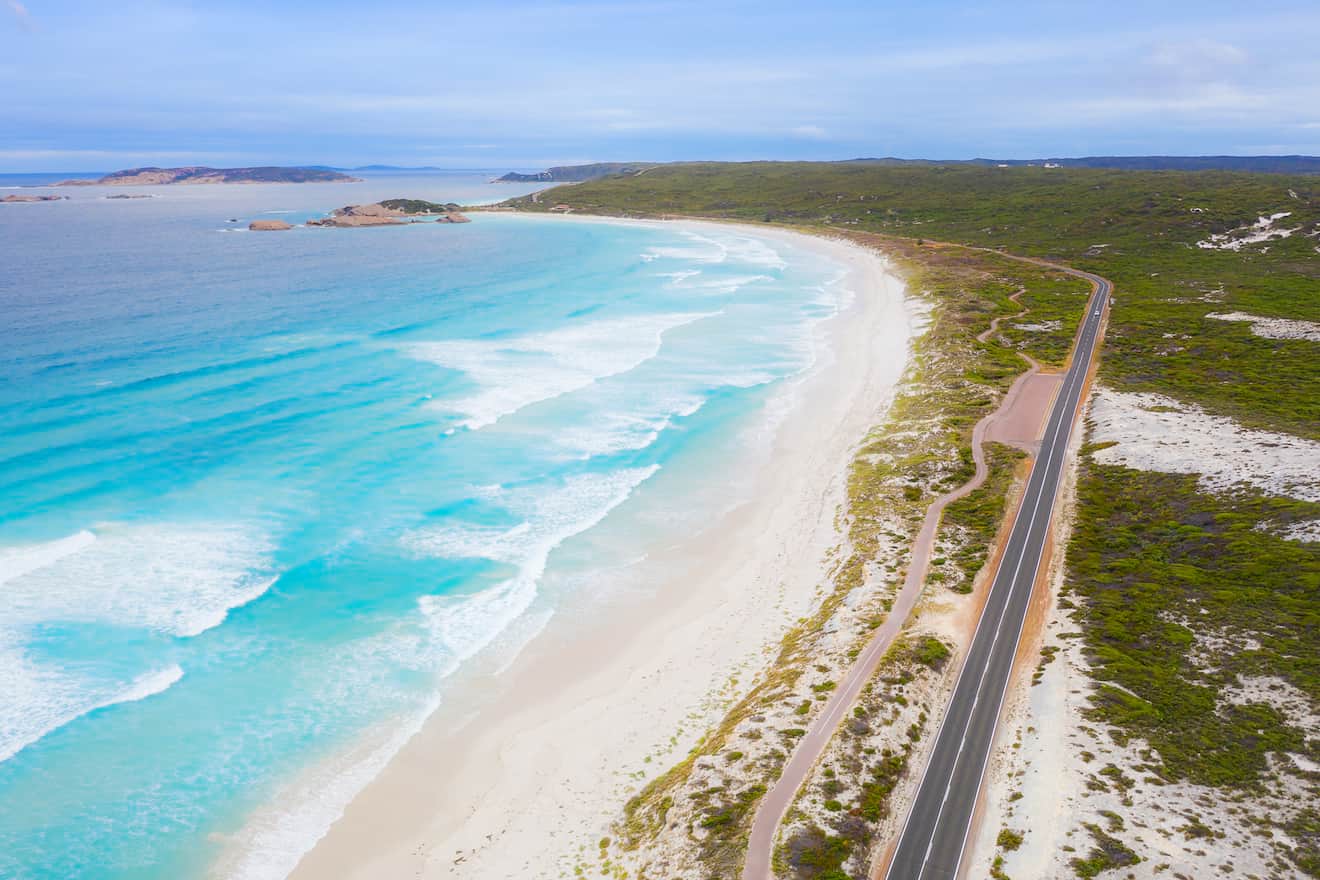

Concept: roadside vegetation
[[1068, 457, 1319, 788], [934, 442, 1028, 594], [519, 162, 1320, 878], [774, 636, 953, 880]]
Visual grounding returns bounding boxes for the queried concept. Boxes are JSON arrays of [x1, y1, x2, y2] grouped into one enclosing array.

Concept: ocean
[[0, 172, 848, 879]]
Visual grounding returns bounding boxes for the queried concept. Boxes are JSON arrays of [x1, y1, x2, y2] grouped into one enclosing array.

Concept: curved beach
[[281, 221, 914, 880]]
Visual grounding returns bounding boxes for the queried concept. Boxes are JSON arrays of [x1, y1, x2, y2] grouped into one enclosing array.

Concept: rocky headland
[[56, 166, 360, 186], [495, 162, 655, 182]]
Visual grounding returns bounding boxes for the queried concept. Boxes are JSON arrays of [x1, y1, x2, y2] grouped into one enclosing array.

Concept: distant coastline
[[55, 166, 361, 186], [495, 162, 656, 183]]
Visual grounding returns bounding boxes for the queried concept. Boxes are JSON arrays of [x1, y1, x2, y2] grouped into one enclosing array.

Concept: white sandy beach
[[261, 220, 914, 880]]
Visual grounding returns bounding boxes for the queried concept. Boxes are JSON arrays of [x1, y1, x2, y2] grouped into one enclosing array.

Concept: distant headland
[[495, 162, 657, 183], [56, 166, 361, 186], [494, 155, 1320, 184]]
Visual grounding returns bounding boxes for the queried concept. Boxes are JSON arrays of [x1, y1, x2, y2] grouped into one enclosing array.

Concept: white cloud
[[0, 148, 251, 161], [791, 125, 829, 140], [1145, 38, 1247, 72]]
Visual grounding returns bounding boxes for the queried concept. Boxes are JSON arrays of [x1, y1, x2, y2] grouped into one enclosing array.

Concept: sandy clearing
[[1206, 311, 1320, 342], [1089, 386, 1320, 502]]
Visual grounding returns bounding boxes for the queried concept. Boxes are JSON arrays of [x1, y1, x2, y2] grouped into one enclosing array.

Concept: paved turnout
[[883, 269, 1111, 880]]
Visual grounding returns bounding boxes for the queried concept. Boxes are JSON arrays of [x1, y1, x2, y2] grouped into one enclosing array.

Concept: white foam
[[215, 694, 442, 880], [642, 230, 786, 270], [406, 466, 658, 661], [721, 236, 787, 269], [0, 529, 96, 586], [0, 657, 183, 764], [1, 523, 277, 637], [0, 523, 275, 764], [661, 270, 775, 296], [405, 313, 716, 430], [226, 464, 664, 880], [551, 398, 703, 458], [643, 244, 725, 263], [658, 269, 701, 285], [219, 459, 647, 880]]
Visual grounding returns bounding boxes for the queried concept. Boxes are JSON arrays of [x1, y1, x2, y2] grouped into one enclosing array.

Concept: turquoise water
[[0, 174, 845, 879]]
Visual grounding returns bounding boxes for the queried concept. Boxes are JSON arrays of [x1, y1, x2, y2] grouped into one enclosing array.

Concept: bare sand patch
[[1206, 311, 1320, 342], [1196, 212, 1302, 251], [1088, 386, 1320, 502]]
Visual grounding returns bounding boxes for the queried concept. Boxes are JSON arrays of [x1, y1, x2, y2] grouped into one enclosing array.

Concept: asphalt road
[[883, 269, 1111, 880]]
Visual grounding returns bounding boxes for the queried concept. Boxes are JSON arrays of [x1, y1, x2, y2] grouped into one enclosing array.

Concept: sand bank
[[266, 220, 914, 880]]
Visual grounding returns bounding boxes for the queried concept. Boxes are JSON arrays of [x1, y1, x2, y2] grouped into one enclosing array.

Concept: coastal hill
[[57, 166, 361, 186], [849, 154, 1320, 173], [496, 162, 656, 183], [499, 156, 1320, 182]]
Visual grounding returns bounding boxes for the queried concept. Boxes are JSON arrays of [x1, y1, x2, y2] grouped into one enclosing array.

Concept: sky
[[3, 0, 1320, 171]]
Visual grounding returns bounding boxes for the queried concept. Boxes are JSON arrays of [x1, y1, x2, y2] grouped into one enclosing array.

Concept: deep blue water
[[0, 173, 844, 879]]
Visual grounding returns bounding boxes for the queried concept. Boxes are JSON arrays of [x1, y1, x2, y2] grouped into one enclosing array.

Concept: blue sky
[[3, 0, 1319, 171]]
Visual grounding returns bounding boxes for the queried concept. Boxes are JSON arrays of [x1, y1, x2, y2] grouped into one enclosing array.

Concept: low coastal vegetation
[[513, 162, 1319, 878], [496, 162, 656, 183], [376, 198, 462, 214], [1067, 459, 1318, 789], [934, 442, 1027, 594], [774, 635, 954, 880]]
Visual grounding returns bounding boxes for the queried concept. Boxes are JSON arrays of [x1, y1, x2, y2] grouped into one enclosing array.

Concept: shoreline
[[257, 218, 913, 880]]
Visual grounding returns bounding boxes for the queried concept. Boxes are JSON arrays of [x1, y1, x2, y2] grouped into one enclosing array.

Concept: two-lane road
[[884, 269, 1111, 880]]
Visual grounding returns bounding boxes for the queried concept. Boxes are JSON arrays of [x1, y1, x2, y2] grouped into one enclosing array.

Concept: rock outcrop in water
[[249, 219, 294, 231], [307, 199, 470, 228], [2, 194, 66, 203]]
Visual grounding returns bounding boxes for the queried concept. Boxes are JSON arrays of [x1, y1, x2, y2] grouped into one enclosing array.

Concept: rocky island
[[2, 194, 67, 203], [56, 166, 360, 186], [306, 199, 470, 227]]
